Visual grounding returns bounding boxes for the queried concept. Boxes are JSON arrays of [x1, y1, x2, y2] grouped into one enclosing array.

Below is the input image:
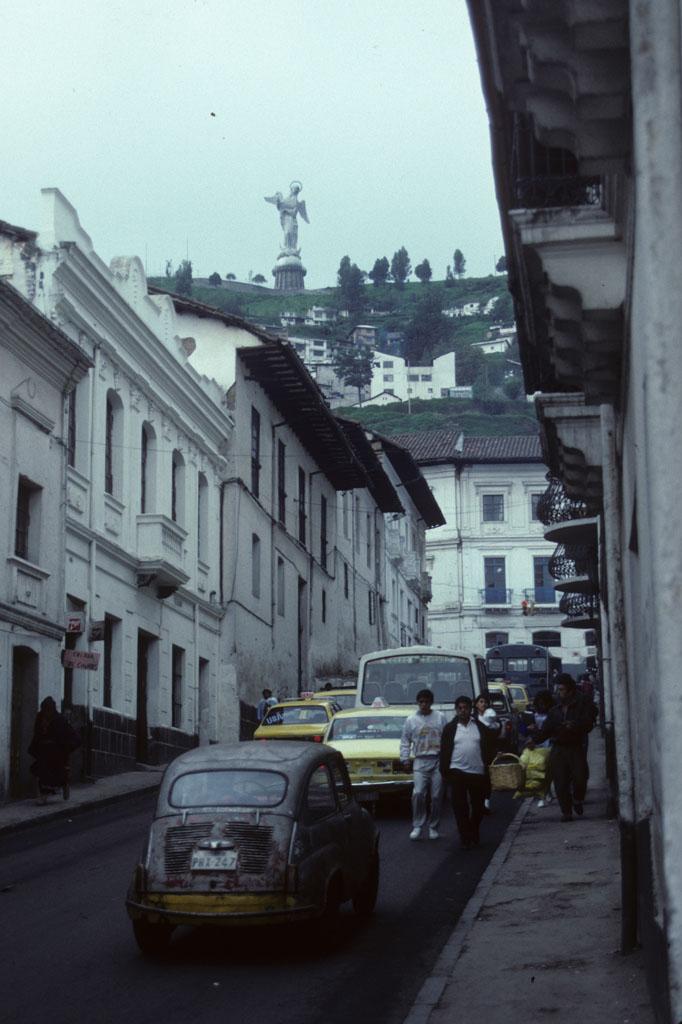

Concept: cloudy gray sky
[[2, 0, 503, 289]]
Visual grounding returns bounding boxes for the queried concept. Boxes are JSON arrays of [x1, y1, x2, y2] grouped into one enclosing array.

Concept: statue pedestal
[[272, 253, 306, 292]]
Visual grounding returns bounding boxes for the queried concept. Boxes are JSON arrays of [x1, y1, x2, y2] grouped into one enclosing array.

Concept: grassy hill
[[148, 273, 534, 439], [337, 395, 539, 438]]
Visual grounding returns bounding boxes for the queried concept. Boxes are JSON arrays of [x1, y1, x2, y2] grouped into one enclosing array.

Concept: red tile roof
[[388, 430, 543, 465]]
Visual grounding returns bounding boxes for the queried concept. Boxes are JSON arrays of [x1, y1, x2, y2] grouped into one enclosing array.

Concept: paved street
[[0, 791, 518, 1024]]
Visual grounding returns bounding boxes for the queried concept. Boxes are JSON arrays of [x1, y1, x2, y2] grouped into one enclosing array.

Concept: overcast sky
[[2, 0, 504, 289]]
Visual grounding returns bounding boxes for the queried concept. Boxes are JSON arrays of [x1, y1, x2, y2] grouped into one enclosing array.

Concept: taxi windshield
[[262, 704, 328, 726], [328, 715, 405, 741], [169, 769, 288, 808]]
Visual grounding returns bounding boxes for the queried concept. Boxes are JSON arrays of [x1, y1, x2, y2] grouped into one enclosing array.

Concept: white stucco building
[[0, 276, 92, 801], [389, 431, 590, 671], [1, 191, 235, 775], [468, 3, 682, 1017]]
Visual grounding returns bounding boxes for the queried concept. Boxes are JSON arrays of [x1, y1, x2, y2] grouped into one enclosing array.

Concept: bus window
[[487, 658, 504, 674]]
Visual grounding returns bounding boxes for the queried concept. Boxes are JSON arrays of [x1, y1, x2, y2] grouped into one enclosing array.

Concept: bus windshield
[[359, 652, 477, 706]]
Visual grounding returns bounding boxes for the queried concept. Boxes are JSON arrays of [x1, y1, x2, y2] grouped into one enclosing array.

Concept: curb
[[0, 778, 162, 838], [402, 797, 534, 1024]]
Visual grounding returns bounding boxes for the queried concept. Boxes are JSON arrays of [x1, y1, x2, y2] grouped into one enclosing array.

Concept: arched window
[[171, 449, 185, 524], [140, 422, 157, 513], [532, 630, 561, 648], [197, 472, 208, 561], [105, 390, 123, 497]]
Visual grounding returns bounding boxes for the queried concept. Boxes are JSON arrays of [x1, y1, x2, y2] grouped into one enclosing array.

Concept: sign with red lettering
[[65, 613, 84, 635], [62, 650, 100, 670]]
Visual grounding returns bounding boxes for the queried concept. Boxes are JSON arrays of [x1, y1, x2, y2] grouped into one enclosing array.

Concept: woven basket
[[489, 753, 526, 792]]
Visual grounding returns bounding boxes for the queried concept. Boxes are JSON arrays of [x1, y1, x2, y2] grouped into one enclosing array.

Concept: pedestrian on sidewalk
[[473, 692, 500, 814], [28, 697, 81, 804], [256, 689, 277, 722], [400, 688, 447, 841], [527, 673, 593, 822], [440, 695, 496, 849]]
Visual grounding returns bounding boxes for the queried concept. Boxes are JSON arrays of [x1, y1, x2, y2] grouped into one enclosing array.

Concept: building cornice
[[0, 601, 65, 640]]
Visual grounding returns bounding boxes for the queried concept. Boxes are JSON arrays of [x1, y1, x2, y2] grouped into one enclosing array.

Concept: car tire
[[132, 919, 174, 956], [352, 852, 379, 918]]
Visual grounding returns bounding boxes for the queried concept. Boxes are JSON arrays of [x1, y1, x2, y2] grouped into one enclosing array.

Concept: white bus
[[356, 646, 487, 710]]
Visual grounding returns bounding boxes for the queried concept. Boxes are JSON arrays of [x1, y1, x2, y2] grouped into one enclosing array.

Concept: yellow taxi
[[312, 687, 358, 710], [323, 706, 413, 804], [506, 683, 531, 713], [253, 698, 340, 743]]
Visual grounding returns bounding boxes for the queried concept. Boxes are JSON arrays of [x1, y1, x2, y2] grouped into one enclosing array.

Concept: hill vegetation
[[149, 266, 531, 438], [337, 395, 539, 438]]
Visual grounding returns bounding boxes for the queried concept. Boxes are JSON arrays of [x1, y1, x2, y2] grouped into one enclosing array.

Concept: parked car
[[323, 707, 413, 805], [506, 683, 531, 714], [126, 741, 380, 954], [312, 687, 358, 710], [253, 699, 340, 742], [487, 682, 519, 752]]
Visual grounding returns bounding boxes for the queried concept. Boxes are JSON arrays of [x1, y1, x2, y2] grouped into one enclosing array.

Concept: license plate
[[356, 766, 373, 775], [190, 849, 238, 871]]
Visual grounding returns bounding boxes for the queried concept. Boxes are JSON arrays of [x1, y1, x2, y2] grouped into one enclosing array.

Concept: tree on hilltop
[[391, 247, 412, 290], [337, 255, 366, 314], [208, 272, 222, 287], [331, 340, 375, 406], [253, 274, 267, 284], [404, 289, 449, 364], [225, 273, 236, 281], [414, 259, 433, 284], [495, 255, 508, 273], [174, 259, 193, 296], [453, 249, 466, 278], [368, 256, 390, 287]]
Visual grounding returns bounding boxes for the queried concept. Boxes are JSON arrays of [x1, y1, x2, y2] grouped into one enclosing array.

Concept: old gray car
[[126, 741, 380, 954]]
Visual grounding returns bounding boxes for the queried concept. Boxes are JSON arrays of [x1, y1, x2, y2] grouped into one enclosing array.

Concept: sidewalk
[[0, 768, 163, 836], [406, 736, 654, 1024]]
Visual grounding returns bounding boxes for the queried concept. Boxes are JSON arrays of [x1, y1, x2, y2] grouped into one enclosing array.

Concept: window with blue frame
[[484, 557, 507, 603]]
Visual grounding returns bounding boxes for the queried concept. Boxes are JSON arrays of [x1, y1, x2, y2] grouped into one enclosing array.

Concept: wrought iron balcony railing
[[480, 587, 513, 606], [536, 476, 599, 527], [548, 543, 599, 584], [514, 175, 602, 209], [559, 592, 599, 622]]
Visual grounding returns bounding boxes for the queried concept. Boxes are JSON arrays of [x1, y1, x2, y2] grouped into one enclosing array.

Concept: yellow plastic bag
[[513, 746, 551, 798]]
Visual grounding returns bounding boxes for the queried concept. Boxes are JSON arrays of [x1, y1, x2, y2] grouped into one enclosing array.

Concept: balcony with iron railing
[[523, 586, 559, 607], [559, 592, 600, 629], [479, 587, 513, 608], [537, 476, 600, 545], [549, 542, 599, 594], [511, 114, 605, 213]]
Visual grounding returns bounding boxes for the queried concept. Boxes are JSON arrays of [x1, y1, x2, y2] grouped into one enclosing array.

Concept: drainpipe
[[601, 402, 637, 952], [307, 469, 323, 691]]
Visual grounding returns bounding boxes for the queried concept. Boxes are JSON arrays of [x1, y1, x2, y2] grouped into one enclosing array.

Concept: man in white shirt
[[439, 694, 496, 849], [400, 689, 447, 840]]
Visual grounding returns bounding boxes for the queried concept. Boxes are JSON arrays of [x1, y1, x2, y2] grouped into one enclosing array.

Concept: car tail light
[[312, 735, 323, 742]]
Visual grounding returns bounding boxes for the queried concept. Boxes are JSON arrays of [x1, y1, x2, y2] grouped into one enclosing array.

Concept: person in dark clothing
[[527, 673, 593, 822], [28, 697, 81, 803], [440, 695, 497, 849]]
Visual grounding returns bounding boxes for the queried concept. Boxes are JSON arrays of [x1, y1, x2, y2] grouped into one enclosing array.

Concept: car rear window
[[328, 715, 405, 741], [489, 692, 509, 712], [262, 705, 328, 725], [169, 769, 288, 808]]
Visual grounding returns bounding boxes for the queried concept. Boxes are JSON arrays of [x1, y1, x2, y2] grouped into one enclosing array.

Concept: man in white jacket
[[400, 689, 447, 840]]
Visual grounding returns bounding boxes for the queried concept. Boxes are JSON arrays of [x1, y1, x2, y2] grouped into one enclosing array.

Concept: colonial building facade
[[0, 188, 441, 795], [0, 277, 92, 801], [468, 3, 682, 1019], [390, 431, 589, 669]]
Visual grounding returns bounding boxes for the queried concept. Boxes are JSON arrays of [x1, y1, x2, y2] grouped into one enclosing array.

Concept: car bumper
[[126, 891, 318, 928], [350, 778, 413, 801]]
